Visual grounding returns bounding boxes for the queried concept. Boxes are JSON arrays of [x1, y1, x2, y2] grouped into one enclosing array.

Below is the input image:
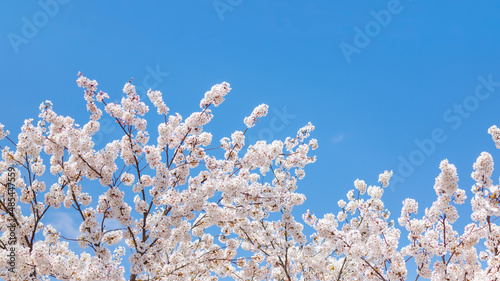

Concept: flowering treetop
[[0, 74, 499, 280]]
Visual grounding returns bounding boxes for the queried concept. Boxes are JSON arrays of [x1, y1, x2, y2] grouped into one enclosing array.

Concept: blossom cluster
[[244, 104, 269, 128]]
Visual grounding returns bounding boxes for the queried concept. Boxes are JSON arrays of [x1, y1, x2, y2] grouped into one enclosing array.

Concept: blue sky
[[2, 1, 500, 279]]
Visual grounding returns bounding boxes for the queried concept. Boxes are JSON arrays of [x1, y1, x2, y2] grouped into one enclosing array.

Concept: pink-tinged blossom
[[244, 103, 269, 128], [378, 170, 393, 187], [147, 90, 169, 115], [488, 125, 500, 149], [0, 124, 9, 141]]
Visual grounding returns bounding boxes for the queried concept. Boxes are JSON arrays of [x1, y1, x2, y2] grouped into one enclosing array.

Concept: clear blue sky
[[2, 1, 500, 279]]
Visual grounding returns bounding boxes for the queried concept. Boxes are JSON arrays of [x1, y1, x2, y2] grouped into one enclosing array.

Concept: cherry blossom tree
[[0, 73, 499, 280]]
